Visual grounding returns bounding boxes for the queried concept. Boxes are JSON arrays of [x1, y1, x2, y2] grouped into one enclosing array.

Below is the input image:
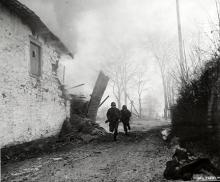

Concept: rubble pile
[[163, 136, 220, 181], [69, 94, 89, 117], [59, 114, 107, 143], [59, 71, 109, 143], [59, 95, 107, 143]]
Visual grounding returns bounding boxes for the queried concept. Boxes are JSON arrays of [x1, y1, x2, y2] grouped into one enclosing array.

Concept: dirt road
[[1, 120, 172, 182]]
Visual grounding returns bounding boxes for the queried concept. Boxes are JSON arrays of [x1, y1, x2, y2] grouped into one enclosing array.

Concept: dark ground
[[1, 120, 175, 182]]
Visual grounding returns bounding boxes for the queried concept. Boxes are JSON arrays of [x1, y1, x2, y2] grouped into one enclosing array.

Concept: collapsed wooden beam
[[99, 95, 109, 108], [68, 83, 85, 90], [87, 71, 109, 121]]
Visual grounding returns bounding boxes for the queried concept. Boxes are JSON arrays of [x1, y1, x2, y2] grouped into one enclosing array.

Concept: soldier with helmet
[[120, 105, 131, 135], [105, 102, 121, 141]]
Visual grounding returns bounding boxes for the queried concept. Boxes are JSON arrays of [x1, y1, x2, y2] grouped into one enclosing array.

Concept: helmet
[[111, 102, 116, 107], [122, 105, 127, 110]]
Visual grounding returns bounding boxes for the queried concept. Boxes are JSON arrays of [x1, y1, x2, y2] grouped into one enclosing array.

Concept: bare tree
[[148, 37, 175, 120], [134, 70, 148, 118], [166, 73, 176, 114], [102, 41, 138, 109], [111, 64, 123, 108], [143, 94, 160, 119], [155, 54, 169, 119]]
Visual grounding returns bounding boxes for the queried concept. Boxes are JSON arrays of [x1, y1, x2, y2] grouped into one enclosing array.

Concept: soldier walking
[[106, 102, 120, 141], [120, 105, 131, 135]]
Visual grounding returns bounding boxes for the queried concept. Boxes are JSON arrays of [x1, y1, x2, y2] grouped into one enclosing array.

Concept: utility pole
[[176, 0, 185, 82]]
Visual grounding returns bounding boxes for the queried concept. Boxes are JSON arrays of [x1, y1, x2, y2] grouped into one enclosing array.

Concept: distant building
[[0, 0, 73, 148]]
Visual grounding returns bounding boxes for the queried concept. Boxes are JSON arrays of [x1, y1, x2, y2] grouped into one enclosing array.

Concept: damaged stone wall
[[0, 4, 68, 148]]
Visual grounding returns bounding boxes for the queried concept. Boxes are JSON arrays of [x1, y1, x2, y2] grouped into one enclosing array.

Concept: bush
[[171, 56, 220, 144]]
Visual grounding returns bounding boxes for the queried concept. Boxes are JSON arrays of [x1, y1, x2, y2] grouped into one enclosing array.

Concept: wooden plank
[[99, 95, 109, 108], [87, 71, 109, 121]]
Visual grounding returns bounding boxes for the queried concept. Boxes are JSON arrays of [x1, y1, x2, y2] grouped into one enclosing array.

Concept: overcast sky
[[19, 0, 218, 114]]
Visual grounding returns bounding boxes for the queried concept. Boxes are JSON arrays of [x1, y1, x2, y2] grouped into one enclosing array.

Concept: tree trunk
[[117, 89, 121, 109], [124, 82, 128, 106], [124, 91, 127, 106], [139, 97, 142, 118], [130, 101, 133, 114], [162, 74, 168, 120]]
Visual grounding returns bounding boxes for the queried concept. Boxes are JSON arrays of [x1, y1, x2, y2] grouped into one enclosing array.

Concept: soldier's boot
[[127, 123, 131, 130], [123, 123, 128, 135], [125, 127, 128, 136], [114, 135, 117, 141]]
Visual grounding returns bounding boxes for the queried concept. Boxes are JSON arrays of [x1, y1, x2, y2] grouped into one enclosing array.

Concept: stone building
[[0, 0, 73, 148]]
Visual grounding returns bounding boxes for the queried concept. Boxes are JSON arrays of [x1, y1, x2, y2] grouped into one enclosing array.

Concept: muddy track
[[1, 124, 172, 182]]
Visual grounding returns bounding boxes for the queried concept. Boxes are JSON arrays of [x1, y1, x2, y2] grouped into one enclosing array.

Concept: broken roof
[[0, 0, 73, 57]]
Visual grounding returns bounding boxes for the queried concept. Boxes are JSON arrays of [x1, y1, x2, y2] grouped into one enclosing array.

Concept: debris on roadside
[[163, 139, 220, 181], [59, 114, 107, 143], [59, 71, 109, 143], [161, 128, 171, 141]]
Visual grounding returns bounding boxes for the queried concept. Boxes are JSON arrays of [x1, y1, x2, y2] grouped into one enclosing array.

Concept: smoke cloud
[[20, 0, 217, 114]]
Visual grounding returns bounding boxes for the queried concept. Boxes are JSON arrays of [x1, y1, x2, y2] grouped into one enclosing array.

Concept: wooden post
[[176, 0, 185, 80]]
